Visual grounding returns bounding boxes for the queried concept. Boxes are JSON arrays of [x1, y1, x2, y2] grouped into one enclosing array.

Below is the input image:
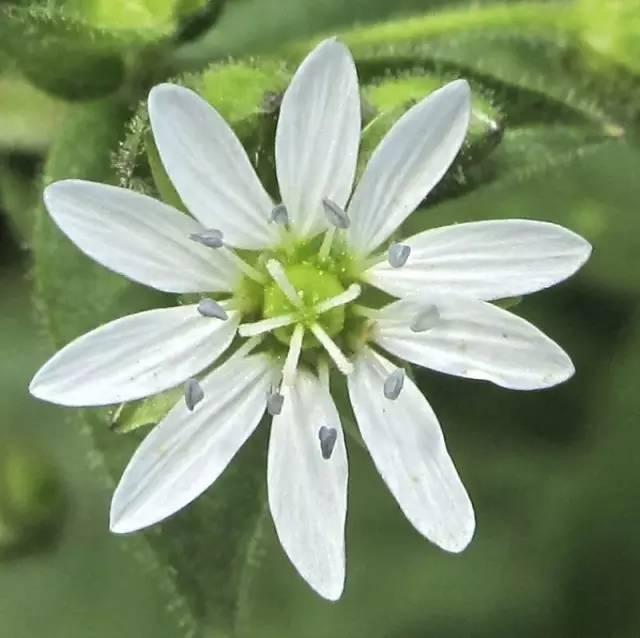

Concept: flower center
[[263, 263, 345, 348]]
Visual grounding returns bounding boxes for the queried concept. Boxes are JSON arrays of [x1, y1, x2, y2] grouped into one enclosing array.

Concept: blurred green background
[[1, 0, 639, 637]]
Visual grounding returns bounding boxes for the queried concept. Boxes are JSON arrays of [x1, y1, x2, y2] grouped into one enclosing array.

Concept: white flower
[[29, 38, 591, 600]]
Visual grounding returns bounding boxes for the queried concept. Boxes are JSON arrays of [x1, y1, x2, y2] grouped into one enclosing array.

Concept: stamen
[[266, 259, 304, 309], [221, 247, 267, 284], [388, 243, 411, 268], [238, 314, 296, 338], [282, 324, 304, 386], [227, 335, 264, 362], [322, 198, 350, 229], [184, 378, 204, 411], [318, 227, 336, 262], [310, 323, 353, 375], [410, 305, 440, 333], [318, 426, 338, 460], [314, 284, 361, 315], [383, 368, 405, 400], [190, 228, 224, 249], [269, 203, 290, 228], [267, 387, 284, 416], [197, 298, 228, 320]]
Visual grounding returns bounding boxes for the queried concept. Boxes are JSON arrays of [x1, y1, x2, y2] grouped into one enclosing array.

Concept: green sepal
[[493, 296, 523, 310], [145, 130, 187, 211], [110, 386, 184, 434], [359, 72, 503, 201], [116, 57, 291, 200], [0, 73, 67, 152], [0, 5, 130, 100]]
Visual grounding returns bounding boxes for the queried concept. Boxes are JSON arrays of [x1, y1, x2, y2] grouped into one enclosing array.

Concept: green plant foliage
[[26, 0, 640, 635], [65, 0, 206, 33], [0, 5, 131, 99], [0, 158, 40, 245], [0, 74, 67, 151], [0, 441, 66, 560], [110, 387, 183, 434], [557, 315, 640, 638]]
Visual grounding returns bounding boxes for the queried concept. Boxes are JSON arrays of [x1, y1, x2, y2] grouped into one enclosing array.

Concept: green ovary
[[263, 263, 345, 348]]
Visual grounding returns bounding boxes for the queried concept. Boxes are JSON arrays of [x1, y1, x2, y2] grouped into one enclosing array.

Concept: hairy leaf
[[0, 74, 67, 151], [0, 5, 129, 99]]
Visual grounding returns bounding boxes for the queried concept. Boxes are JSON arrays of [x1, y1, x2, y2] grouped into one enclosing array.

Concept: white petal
[[30, 305, 240, 406], [44, 180, 240, 293], [268, 369, 347, 601], [374, 294, 574, 390], [348, 347, 474, 552], [110, 354, 274, 533], [148, 83, 278, 250], [275, 39, 361, 239], [366, 220, 592, 300], [347, 80, 471, 255]]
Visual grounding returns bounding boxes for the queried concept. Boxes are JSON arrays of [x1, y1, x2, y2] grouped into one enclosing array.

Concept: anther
[[184, 378, 204, 411], [383, 368, 405, 400], [318, 426, 338, 460], [410, 305, 440, 333], [322, 198, 350, 229], [388, 243, 411, 268], [197, 298, 228, 320], [267, 389, 284, 416], [189, 228, 224, 248], [269, 203, 290, 228]]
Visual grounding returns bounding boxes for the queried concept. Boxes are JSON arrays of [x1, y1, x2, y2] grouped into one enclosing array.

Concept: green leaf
[[0, 5, 128, 100], [173, 0, 227, 43], [0, 74, 67, 151], [32, 94, 273, 637], [430, 124, 613, 205]]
